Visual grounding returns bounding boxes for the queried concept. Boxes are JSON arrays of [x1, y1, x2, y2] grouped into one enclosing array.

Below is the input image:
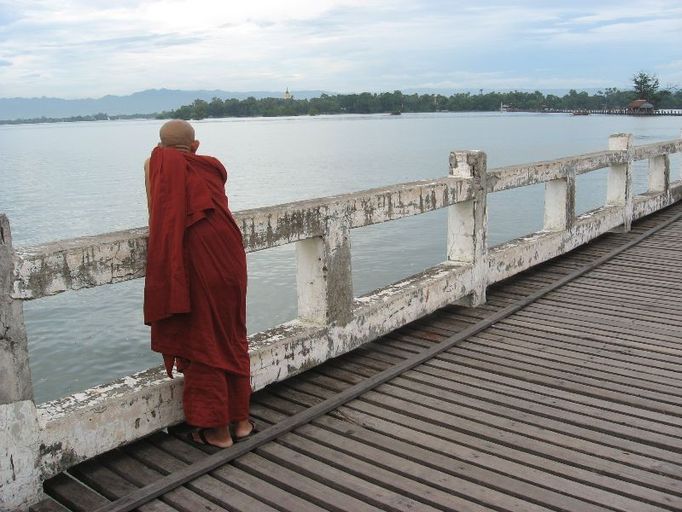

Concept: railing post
[[295, 216, 353, 326], [648, 154, 670, 194], [544, 170, 576, 231], [0, 214, 41, 511], [606, 133, 633, 231], [447, 150, 488, 306], [0, 216, 32, 403]]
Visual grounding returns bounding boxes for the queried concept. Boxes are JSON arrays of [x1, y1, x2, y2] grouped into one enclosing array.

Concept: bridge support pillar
[[607, 133, 633, 231], [447, 150, 488, 306], [295, 217, 353, 326], [0, 214, 42, 511]]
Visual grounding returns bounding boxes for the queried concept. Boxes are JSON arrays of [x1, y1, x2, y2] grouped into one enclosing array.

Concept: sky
[[0, 0, 681, 99]]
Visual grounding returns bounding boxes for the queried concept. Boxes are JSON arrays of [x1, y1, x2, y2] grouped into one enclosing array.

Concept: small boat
[[571, 110, 590, 116]]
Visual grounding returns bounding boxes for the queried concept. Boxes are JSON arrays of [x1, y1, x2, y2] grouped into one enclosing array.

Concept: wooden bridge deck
[[32, 203, 682, 512]]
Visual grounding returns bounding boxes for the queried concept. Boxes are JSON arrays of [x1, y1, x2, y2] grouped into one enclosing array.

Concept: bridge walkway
[[32, 203, 682, 512]]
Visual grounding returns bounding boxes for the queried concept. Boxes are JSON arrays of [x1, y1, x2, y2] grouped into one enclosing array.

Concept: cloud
[[0, 0, 680, 98]]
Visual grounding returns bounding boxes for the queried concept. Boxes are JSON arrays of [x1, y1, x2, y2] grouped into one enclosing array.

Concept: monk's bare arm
[[144, 158, 151, 219]]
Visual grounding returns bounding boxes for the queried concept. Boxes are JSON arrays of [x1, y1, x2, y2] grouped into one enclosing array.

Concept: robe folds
[[144, 146, 250, 388]]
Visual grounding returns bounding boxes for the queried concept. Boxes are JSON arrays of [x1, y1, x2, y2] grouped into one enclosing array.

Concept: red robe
[[144, 147, 249, 379]]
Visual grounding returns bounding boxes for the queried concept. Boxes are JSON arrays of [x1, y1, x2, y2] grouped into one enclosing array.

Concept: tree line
[[162, 84, 682, 121]]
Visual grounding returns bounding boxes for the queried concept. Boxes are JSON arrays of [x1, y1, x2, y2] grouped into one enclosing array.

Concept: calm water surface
[[1, 112, 680, 403]]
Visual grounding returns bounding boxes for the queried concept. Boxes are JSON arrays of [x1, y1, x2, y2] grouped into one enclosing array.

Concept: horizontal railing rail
[[13, 137, 682, 300], [1, 133, 681, 510]]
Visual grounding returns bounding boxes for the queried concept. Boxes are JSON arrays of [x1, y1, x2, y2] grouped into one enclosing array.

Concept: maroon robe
[[144, 146, 250, 425]]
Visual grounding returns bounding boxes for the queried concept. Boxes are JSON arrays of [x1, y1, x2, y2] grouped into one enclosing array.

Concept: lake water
[[1, 112, 680, 403]]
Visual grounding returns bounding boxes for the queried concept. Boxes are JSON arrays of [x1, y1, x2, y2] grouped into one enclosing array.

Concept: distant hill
[[0, 88, 329, 121]]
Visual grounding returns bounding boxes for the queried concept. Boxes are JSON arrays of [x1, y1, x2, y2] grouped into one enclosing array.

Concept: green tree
[[632, 72, 660, 100]]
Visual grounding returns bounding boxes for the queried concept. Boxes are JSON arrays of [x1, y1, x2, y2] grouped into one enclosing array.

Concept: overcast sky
[[1, 0, 681, 99]]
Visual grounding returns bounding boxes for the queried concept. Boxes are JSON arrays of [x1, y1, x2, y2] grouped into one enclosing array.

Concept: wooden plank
[[488, 322, 682, 364], [122, 439, 284, 512], [414, 360, 682, 432], [327, 398, 682, 505], [303, 413, 678, 512], [499, 317, 682, 357], [256, 441, 446, 512], [508, 312, 682, 352], [471, 330, 682, 380], [146, 434, 325, 512], [280, 372, 682, 468], [44, 472, 109, 512], [100, 451, 230, 512], [276, 427, 559, 512], [29, 498, 71, 512], [548, 282, 682, 314], [435, 348, 682, 416], [532, 295, 682, 325], [419, 355, 682, 428], [69, 460, 177, 512], [450, 339, 682, 395], [393, 368, 682, 446], [265, 382, 682, 509], [354, 386, 682, 479], [234, 452, 383, 512]]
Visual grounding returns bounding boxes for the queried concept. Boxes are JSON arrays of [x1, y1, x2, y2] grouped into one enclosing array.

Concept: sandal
[[186, 428, 229, 448], [234, 420, 258, 442]]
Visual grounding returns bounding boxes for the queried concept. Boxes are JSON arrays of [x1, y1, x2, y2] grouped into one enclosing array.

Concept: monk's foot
[[189, 427, 233, 448], [234, 419, 257, 440]]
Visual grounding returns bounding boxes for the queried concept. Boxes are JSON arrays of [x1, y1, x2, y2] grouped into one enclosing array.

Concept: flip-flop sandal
[[234, 420, 258, 442], [186, 428, 224, 448]]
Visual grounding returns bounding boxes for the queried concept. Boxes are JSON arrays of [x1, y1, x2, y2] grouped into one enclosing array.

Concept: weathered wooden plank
[[100, 451, 229, 512], [355, 386, 682, 474], [256, 441, 446, 512], [69, 460, 177, 512], [470, 330, 682, 380], [411, 360, 682, 430], [147, 434, 326, 512], [392, 369, 682, 446], [29, 497, 71, 512], [449, 339, 682, 394], [326, 402, 682, 506], [122, 439, 281, 512], [280, 427, 564, 512], [531, 295, 682, 325], [44, 473, 109, 512], [433, 350, 682, 416], [499, 317, 682, 355], [510, 311, 682, 347], [483, 322, 682, 366], [234, 452, 383, 512], [270, 382, 682, 508]]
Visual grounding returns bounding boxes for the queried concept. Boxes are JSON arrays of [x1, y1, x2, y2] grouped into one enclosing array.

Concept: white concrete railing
[[1, 133, 681, 509]]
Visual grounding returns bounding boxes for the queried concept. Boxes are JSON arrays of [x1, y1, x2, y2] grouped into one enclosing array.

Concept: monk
[[144, 119, 253, 448]]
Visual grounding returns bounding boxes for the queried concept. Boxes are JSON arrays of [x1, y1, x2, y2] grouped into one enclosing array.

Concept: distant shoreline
[[3, 87, 682, 125]]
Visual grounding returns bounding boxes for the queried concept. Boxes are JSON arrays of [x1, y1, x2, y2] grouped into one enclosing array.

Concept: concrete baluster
[[606, 133, 633, 231], [648, 154, 670, 194], [447, 150, 488, 306], [544, 170, 576, 231], [296, 215, 353, 326], [0, 214, 41, 511]]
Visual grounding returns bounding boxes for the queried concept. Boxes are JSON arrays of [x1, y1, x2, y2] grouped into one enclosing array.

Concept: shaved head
[[159, 120, 196, 150]]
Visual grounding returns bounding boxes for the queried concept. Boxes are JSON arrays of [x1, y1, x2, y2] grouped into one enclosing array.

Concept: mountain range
[[0, 88, 328, 121]]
